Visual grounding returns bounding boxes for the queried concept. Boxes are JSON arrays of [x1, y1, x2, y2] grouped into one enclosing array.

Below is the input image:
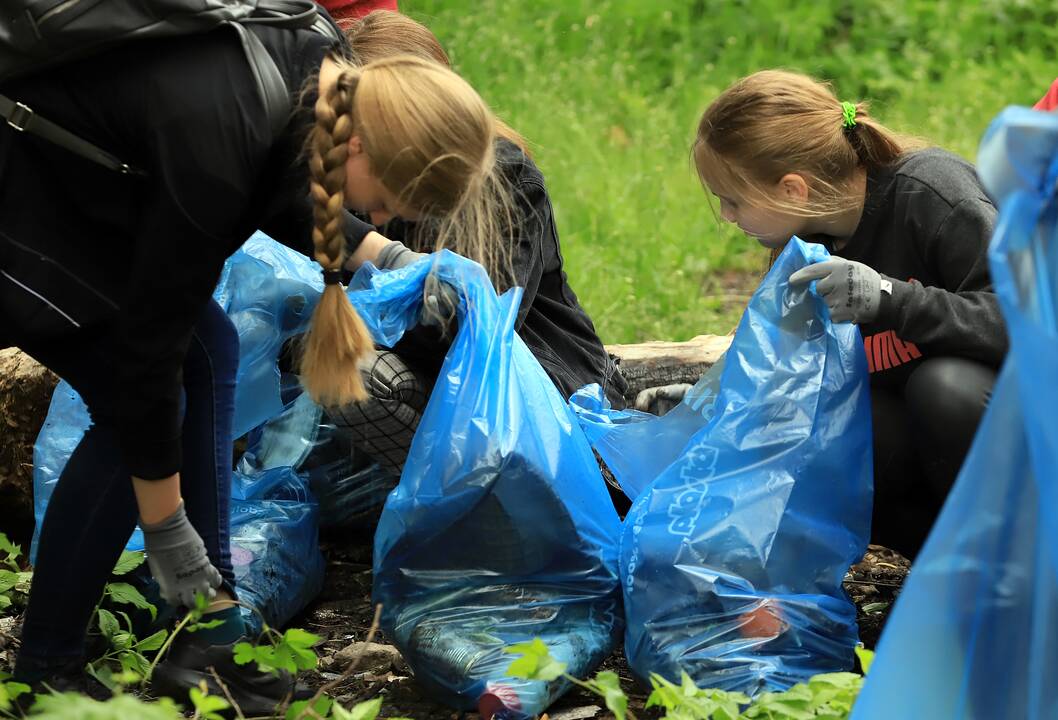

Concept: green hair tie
[[841, 101, 857, 129]]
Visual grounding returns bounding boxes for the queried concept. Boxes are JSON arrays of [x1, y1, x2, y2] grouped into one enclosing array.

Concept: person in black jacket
[[0, 17, 549, 709], [683, 69, 1004, 559], [320, 12, 627, 479]]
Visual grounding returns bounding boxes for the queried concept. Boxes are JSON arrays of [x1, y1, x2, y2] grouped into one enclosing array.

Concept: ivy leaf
[[592, 671, 628, 720], [284, 627, 323, 649], [112, 632, 135, 651], [106, 582, 157, 621], [97, 609, 119, 640], [134, 629, 169, 653], [190, 687, 231, 720], [112, 551, 146, 576], [504, 638, 567, 681], [233, 642, 257, 666]]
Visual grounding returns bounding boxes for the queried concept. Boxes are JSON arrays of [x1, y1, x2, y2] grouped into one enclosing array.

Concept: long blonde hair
[[300, 55, 516, 406], [694, 69, 924, 218], [344, 10, 529, 155]]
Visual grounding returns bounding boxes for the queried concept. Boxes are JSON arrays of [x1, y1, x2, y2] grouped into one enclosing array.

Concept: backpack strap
[[229, 22, 292, 138], [0, 93, 146, 176]]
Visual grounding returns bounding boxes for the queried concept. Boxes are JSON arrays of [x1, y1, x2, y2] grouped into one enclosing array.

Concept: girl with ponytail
[[303, 16, 627, 489], [666, 69, 1004, 559]]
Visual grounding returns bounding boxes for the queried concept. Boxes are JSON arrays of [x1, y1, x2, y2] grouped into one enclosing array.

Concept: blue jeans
[[14, 300, 237, 680]]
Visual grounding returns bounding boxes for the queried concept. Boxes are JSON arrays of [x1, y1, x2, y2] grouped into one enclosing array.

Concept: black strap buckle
[[7, 101, 33, 132]]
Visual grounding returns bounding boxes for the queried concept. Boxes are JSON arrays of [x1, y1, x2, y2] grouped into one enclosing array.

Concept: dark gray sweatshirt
[[811, 148, 1008, 389]]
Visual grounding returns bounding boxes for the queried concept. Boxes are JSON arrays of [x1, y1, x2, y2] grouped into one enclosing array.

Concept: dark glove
[[788, 257, 886, 324], [634, 383, 693, 416], [141, 502, 222, 609], [375, 240, 459, 327]]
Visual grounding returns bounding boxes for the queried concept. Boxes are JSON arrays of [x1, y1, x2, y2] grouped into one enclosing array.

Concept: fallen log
[[606, 334, 732, 406], [0, 349, 57, 546]]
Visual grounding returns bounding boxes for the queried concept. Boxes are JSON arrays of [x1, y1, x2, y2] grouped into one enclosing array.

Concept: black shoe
[[150, 631, 312, 717]]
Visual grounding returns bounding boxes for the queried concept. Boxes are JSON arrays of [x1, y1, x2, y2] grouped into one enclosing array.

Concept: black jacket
[[378, 140, 626, 406], [809, 148, 1007, 389], [0, 25, 368, 478]]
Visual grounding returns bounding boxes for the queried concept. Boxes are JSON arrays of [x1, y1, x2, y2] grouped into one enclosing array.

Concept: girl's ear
[[778, 173, 810, 203], [347, 135, 364, 156]]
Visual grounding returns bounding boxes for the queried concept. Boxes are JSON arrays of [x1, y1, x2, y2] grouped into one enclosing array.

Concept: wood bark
[[606, 334, 731, 406]]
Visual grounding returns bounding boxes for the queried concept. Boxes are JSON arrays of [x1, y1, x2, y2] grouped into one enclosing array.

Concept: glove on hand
[[788, 257, 884, 324], [141, 502, 222, 608], [634, 383, 693, 416], [375, 240, 459, 328]]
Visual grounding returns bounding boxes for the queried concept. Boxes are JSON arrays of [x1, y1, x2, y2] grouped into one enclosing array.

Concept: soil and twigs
[[0, 528, 908, 720]]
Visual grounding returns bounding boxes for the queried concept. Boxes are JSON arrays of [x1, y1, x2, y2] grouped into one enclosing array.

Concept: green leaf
[[0, 570, 17, 594], [283, 627, 322, 650], [286, 695, 333, 720], [503, 638, 567, 681], [232, 642, 257, 666], [119, 651, 151, 678], [112, 551, 146, 576], [0, 680, 32, 711], [29, 690, 184, 719], [0, 594, 11, 613], [186, 618, 226, 633], [106, 582, 157, 621], [97, 609, 119, 640], [855, 645, 875, 675], [111, 632, 134, 651], [0, 533, 21, 565], [134, 629, 168, 653], [346, 696, 383, 720], [592, 671, 628, 720], [190, 687, 231, 720], [861, 602, 890, 614]]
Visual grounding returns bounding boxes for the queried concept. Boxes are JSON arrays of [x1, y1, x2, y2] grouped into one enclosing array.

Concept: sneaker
[[150, 631, 312, 716]]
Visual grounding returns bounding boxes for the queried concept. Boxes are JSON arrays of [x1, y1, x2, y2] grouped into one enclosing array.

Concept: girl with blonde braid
[[304, 13, 628, 484], [0, 12, 525, 710]]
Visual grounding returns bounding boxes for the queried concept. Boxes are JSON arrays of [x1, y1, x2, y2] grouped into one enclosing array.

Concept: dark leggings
[[870, 357, 996, 560], [13, 300, 238, 681]]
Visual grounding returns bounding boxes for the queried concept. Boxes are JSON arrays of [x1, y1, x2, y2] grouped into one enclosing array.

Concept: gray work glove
[[788, 257, 885, 324], [635, 383, 693, 416], [375, 240, 459, 327], [141, 502, 222, 609]]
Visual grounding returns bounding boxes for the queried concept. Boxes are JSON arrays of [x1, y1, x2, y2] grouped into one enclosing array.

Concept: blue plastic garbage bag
[[30, 380, 147, 559], [852, 107, 1058, 720], [237, 381, 399, 531], [213, 231, 324, 439], [574, 237, 873, 696], [361, 252, 623, 719]]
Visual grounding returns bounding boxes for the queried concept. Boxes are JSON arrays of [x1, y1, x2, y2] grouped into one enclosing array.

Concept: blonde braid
[[299, 70, 372, 406]]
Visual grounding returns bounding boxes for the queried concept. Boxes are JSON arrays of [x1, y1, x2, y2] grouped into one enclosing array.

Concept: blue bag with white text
[[852, 107, 1058, 720], [574, 238, 873, 695], [357, 252, 623, 720]]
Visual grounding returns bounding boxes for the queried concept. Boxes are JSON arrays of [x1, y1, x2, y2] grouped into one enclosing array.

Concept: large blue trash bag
[[359, 252, 623, 719], [237, 383, 399, 531], [213, 231, 324, 439], [574, 237, 873, 696], [852, 107, 1058, 720]]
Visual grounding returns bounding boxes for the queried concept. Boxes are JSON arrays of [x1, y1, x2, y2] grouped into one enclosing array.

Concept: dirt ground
[[0, 532, 908, 720]]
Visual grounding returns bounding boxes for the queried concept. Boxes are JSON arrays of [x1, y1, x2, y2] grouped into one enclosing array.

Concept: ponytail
[[300, 70, 373, 406]]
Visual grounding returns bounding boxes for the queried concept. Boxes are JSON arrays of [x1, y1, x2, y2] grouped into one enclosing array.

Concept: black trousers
[[870, 357, 997, 560]]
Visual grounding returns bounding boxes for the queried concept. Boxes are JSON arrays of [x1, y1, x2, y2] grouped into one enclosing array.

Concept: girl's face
[[713, 191, 806, 249], [343, 136, 422, 221]]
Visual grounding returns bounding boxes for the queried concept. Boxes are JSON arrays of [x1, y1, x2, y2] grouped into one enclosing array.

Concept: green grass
[[401, 0, 1058, 342]]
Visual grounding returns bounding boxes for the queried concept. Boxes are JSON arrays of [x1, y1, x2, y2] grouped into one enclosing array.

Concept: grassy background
[[400, 0, 1058, 343]]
